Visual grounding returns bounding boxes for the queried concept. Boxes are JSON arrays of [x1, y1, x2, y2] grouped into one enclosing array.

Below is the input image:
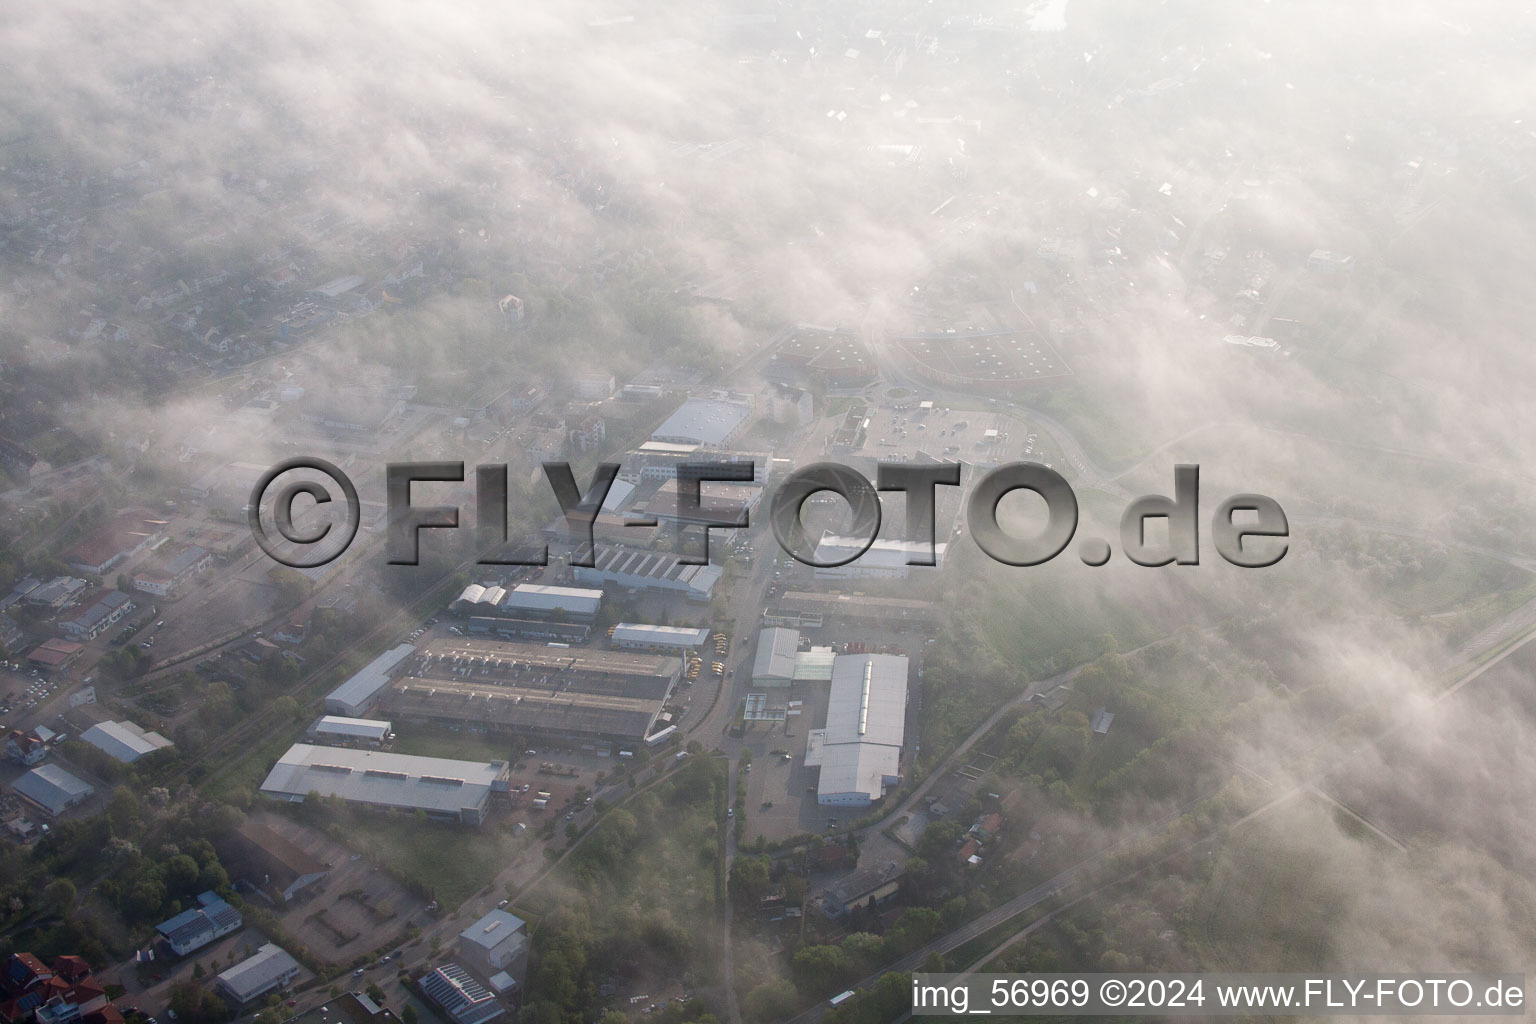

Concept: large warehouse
[[453, 584, 603, 622], [11, 764, 94, 816], [79, 720, 173, 763], [324, 644, 416, 716], [803, 654, 910, 806], [499, 584, 602, 621], [379, 638, 680, 747], [811, 536, 949, 581], [258, 745, 510, 825], [572, 546, 721, 602]]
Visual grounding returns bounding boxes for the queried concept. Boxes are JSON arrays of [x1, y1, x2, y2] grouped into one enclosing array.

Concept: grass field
[[337, 813, 524, 911]]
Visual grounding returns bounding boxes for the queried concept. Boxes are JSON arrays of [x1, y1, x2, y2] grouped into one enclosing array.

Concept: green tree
[[742, 979, 797, 1023], [790, 944, 851, 994], [43, 878, 77, 917]]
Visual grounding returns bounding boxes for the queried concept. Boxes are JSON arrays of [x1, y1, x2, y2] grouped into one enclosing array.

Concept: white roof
[[611, 623, 710, 647], [80, 720, 172, 762], [502, 584, 603, 616], [753, 627, 800, 680], [259, 744, 505, 816], [325, 644, 415, 710], [651, 397, 751, 446], [312, 716, 392, 740], [803, 654, 908, 802], [459, 909, 528, 950], [217, 943, 300, 1001], [815, 535, 948, 569], [600, 479, 636, 513], [12, 764, 94, 814]]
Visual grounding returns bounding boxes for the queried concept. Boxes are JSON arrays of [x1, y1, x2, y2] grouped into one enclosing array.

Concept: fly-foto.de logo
[[248, 458, 1288, 571]]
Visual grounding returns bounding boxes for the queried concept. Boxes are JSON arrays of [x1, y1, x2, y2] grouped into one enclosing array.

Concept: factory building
[[608, 624, 709, 653], [79, 720, 173, 763], [11, 764, 94, 817], [649, 396, 753, 448], [216, 944, 302, 1004], [751, 627, 799, 687], [498, 585, 603, 622], [803, 654, 909, 806], [307, 716, 392, 747], [811, 537, 948, 581], [466, 616, 590, 643], [380, 639, 678, 747], [324, 644, 416, 716], [572, 547, 721, 602], [258, 745, 510, 825]]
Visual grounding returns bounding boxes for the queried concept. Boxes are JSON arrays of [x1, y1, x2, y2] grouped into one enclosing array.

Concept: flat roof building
[[287, 993, 398, 1024], [79, 721, 173, 763], [259, 745, 509, 825], [650, 397, 752, 447], [803, 654, 909, 806], [642, 479, 760, 528], [498, 585, 603, 622], [457, 910, 528, 988], [609, 623, 710, 652], [11, 764, 94, 817], [772, 591, 937, 627], [811, 536, 948, 581], [324, 644, 416, 717], [215, 943, 301, 1004]]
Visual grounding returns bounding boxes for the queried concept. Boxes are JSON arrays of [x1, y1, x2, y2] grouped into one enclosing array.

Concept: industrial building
[[215, 943, 301, 1003], [381, 639, 678, 746], [649, 396, 753, 447], [456, 910, 528, 994], [466, 616, 589, 643], [218, 820, 330, 904], [11, 764, 94, 817], [811, 536, 948, 581], [26, 638, 85, 673], [750, 628, 834, 686], [452, 584, 507, 614], [768, 591, 937, 628], [803, 654, 909, 806], [572, 546, 721, 602], [751, 627, 799, 686], [307, 716, 392, 747], [418, 964, 504, 1024], [608, 623, 709, 653], [78, 720, 173, 763], [498, 584, 603, 622], [324, 644, 416, 716], [258, 745, 510, 825], [642, 479, 761, 528], [156, 891, 243, 956], [287, 993, 398, 1024]]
